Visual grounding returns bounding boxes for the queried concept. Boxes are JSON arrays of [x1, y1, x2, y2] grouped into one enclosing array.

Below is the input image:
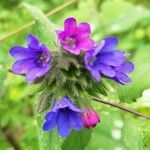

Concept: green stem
[[0, 0, 78, 42]]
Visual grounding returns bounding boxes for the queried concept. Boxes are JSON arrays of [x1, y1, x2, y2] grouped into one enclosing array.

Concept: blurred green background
[[0, 0, 150, 150]]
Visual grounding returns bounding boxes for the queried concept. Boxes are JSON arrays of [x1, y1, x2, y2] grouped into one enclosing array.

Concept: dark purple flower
[[56, 17, 94, 55], [43, 96, 83, 137], [84, 36, 134, 84], [9, 33, 51, 83]]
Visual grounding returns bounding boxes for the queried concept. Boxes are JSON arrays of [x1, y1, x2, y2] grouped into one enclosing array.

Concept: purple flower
[[84, 36, 134, 84], [43, 96, 83, 137], [9, 33, 51, 83], [56, 17, 94, 55]]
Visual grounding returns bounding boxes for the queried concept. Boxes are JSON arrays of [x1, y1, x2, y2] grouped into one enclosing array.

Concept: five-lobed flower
[[10, 33, 51, 83], [56, 17, 95, 55], [43, 96, 83, 137], [84, 36, 134, 84]]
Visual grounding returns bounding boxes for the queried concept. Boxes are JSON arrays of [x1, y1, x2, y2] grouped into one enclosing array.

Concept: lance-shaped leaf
[[23, 3, 57, 50]]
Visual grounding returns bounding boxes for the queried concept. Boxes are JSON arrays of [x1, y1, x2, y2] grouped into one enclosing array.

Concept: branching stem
[[93, 97, 150, 120]]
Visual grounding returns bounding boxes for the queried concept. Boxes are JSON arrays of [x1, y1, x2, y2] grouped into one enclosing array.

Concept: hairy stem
[[93, 97, 150, 120], [0, 0, 78, 42]]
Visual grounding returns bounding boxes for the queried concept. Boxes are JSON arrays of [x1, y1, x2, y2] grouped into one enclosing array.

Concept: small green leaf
[[34, 92, 52, 114], [61, 128, 92, 150], [23, 3, 57, 50], [100, 0, 150, 34]]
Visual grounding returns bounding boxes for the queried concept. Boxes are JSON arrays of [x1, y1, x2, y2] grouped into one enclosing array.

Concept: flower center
[[38, 54, 47, 63], [66, 37, 76, 48]]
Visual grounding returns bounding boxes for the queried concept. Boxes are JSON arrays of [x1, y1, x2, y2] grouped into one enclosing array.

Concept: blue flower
[[43, 96, 83, 137], [9, 33, 51, 83], [84, 36, 134, 84]]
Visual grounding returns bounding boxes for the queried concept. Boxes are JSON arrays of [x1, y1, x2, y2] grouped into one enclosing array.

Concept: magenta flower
[[84, 36, 134, 84], [43, 96, 83, 137], [82, 108, 100, 128], [9, 33, 51, 83], [56, 17, 94, 55]]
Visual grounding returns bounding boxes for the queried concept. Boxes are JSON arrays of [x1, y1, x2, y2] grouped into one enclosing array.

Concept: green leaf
[[62, 128, 91, 150], [118, 45, 150, 103], [23, 3, 57, 49], [100, 0, 150, 34], [121, 117, 150, 150], [34, 92, 52, 114], [36, 113, 62, 150]]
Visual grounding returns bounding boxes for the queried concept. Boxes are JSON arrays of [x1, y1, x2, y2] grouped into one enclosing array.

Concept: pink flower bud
[[82, 108, 100, 128]]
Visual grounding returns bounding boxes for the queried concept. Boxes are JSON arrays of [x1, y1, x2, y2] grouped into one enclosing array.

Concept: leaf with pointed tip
[[23, 3, 57, 50]]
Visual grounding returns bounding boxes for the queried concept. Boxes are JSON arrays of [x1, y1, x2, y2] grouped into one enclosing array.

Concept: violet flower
[[82, 108, 100, 128], [84, 36, 134, 84], [10, 33, 51, 83], [43, 96, 83, 137], [56, 17, 94, 55]]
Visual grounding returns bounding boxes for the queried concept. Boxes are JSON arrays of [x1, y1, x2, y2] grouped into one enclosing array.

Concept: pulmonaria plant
[[9, 17, 134, 138], [56, 18, 94, 55], [10, 34, 51, 83]]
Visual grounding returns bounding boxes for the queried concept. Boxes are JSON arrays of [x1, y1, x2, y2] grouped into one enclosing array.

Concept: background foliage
[[0, 0, 150, 150]]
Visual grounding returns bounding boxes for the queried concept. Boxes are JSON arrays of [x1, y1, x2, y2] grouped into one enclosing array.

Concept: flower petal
[[89, 67, 101, 81], [93, 40, 105, 56], [56, 31, 67, 43], [45, 111, 55, 121], [76, 22, 91, 39], [96, 50, 125, 67], [64, 18, 77, 36], [61, 97, 83, 113], [25, 63, 50, 82], [9, 46, 35, 59], [69, 112, 83, 131], [27, 33, 40, 50], [40, 44, 51, 62], [115, 72, 131, 84], [78, 38, 94, 51], [100, 36, 118, 53], [12, 59, 36, 74], [57, 110, 70, 137], [114, 62, 134, 73], [95, 64, 116, 77], [43, 112, 57, 131], [64, 46, 81, 55]]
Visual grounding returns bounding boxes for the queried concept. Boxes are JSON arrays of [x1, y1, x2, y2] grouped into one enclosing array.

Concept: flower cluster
[[9, 17, 134, 137]]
